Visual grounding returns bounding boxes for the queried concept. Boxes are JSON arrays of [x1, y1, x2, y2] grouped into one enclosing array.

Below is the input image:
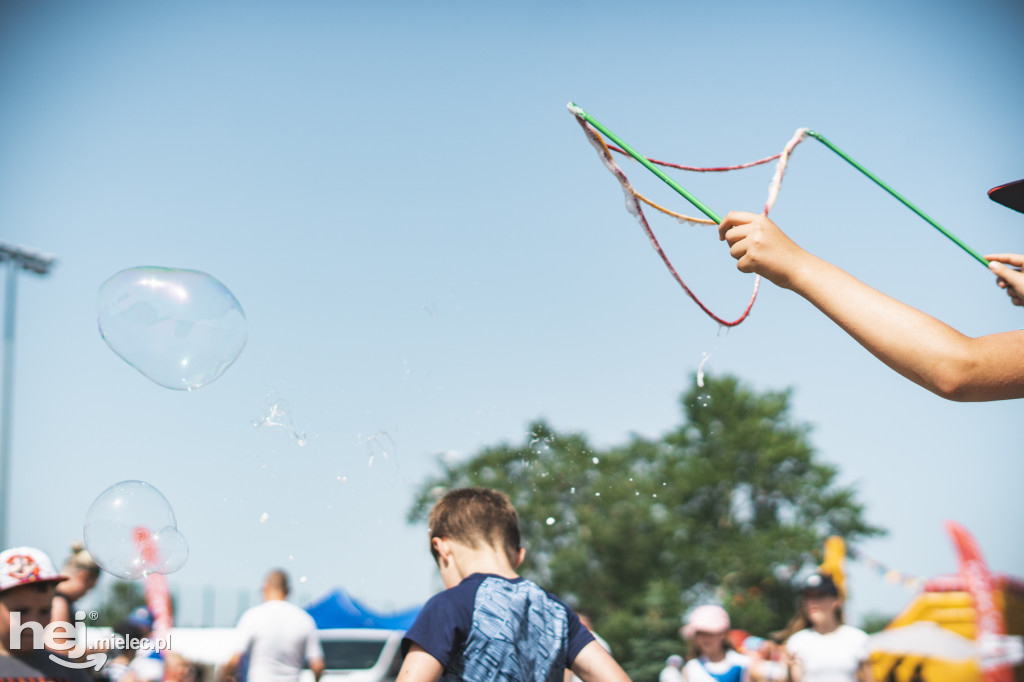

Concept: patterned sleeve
[[402, 585, 474, 669]]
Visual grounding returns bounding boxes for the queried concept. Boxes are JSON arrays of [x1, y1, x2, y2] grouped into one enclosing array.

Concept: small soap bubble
[[546, 517, 556, 526], [592, 457, 599, 465], [253, 391, 308, 446], [260, 513, 269, 524], [300, 576, 307, 584], [83, 481, 188, 580], [359, 431, 396, 469], [98, 267, 247, 390]]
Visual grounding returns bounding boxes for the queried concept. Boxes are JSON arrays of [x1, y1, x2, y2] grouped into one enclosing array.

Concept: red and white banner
[[945, 521, 1016, 682], [144, 572, 174, 640]]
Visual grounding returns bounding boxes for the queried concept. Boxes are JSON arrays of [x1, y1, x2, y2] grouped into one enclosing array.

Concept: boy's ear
[[432, 537, 452, 564], [514, 547, 525, 569]]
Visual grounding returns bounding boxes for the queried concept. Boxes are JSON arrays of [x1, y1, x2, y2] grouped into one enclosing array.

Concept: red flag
[[144, 572, 173, 640], [945, 521, 1013, 682]]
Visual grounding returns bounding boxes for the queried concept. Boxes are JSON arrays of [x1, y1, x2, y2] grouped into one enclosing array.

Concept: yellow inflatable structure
[[815, 531, 1023, 682]]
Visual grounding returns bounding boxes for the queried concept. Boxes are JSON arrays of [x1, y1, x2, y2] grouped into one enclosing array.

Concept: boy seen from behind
[[398, 487, 631, 682]]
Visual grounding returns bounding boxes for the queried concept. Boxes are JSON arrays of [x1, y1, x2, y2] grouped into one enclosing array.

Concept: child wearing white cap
[[0, 546, 91, 682], [680, 605, 749, 682]]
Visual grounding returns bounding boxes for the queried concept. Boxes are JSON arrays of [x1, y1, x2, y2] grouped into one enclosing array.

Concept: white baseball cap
[[682, 604, 731, 638], [0, 547, 68, 593]]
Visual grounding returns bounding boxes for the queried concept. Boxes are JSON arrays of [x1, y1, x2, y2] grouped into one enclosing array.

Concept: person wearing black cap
[[782, 574, 872, 682], [717, 183, 1024, 402]]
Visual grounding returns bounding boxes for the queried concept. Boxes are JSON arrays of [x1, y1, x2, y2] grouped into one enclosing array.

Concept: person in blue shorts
[[398, 487, 631, 682]]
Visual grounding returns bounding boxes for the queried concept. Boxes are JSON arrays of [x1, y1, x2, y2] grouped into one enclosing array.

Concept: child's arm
[[986, 254, 1024, 307], [570, 641, 632, 682], [718, 211, 1024, 402], [856, 658, 876, 682], [396, 644, 444, 682]]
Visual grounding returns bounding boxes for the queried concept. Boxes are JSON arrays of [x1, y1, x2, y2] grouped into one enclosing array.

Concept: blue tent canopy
[[306, 588, 421, 630]]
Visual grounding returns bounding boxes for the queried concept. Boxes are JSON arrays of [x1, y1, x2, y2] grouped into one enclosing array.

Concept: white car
[[300, 629, 406, 682]]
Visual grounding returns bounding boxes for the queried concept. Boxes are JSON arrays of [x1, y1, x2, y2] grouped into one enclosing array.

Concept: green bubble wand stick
[[568, 102, 723, 225]]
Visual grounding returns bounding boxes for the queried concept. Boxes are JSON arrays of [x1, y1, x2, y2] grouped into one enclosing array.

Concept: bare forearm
[[788, 253, 1024, 401], [719, 211, 1024, 401]]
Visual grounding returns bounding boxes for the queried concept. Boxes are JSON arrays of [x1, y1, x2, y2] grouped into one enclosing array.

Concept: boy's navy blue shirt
[[402, 573, 595, 682]]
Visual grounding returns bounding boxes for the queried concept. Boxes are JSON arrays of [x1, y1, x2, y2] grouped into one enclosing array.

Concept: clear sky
[[1, 0, 1021, 629]]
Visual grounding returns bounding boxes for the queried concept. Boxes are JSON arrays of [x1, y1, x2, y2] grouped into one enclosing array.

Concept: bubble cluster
[[84, 480, 188, 580], [98, 267, 247, 390]]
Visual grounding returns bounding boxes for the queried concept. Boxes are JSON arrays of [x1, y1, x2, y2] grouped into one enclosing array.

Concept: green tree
[[409, 375, 884, 680], [859, 611, 896, 634], [94, 579, 146, 627]]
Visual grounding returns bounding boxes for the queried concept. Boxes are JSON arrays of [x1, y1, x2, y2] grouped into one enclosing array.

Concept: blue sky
[[1, 0, 1021, 629]]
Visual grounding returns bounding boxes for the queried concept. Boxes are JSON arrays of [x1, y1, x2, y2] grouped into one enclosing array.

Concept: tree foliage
[[94, 578, 146, 626], [408, 375, 884, 681]]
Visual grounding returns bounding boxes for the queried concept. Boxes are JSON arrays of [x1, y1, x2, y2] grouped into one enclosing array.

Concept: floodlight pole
[[0, 243, 56, 550]]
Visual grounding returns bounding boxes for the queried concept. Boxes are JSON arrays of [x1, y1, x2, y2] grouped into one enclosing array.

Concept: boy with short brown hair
[[398, 487, 630, 682]]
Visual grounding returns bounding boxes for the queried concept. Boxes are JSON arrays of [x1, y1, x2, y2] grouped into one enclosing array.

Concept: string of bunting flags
[[847, 546, 924, 591]]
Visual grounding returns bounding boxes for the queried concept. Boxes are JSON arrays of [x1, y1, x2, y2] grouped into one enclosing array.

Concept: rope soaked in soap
[[575, 116, 808, 326], [607, 145, 784, 172], [576, 116, 757, 326]]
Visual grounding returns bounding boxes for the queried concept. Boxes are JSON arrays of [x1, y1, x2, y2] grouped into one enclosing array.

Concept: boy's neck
[[443, 541, 519, 587]]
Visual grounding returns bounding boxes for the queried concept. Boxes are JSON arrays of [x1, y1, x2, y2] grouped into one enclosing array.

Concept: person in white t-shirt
[[784, 574, 873, 682], [680, 605, 749, 682], [660, 655, 685, 682], [219, 569, 325, 682]]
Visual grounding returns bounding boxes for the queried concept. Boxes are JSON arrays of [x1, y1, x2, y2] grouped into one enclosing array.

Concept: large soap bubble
[[84, 480, 189, 579], [98, 267, 247, 390]]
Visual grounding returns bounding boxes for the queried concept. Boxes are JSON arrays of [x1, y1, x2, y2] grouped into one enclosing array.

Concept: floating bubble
[[98, 267, 247, 390], [252, 391, 307, 445], [83, 480, 189, 580], [359, 431, 396, 469], [546, 517, 556, 526]]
